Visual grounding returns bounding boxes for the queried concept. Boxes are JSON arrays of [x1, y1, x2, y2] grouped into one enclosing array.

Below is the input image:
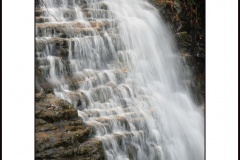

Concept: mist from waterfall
[[36, 0, 204, 159]]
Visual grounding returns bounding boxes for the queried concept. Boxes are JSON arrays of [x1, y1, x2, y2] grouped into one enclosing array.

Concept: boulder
[[35, 93, 104, 159]]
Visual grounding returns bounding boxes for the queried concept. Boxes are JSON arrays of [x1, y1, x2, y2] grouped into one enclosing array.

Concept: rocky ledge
[[35, 92, 104, 160]]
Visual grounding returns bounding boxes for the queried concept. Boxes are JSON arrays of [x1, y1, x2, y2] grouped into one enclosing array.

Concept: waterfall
[[36, 0, 204, 159]]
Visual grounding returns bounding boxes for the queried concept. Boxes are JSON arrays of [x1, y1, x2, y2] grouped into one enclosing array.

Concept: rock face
[[150, 0, 205, 105], [35, 93, 105, 160], [35, 0, 205, 159]]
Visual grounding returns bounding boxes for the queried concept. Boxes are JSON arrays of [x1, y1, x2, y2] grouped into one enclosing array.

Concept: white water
[[36, 0, 204, 159]]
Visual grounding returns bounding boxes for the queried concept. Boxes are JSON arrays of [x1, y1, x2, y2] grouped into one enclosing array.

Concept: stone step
[[83, 8, 108, 12], [82, 107, 155, 119], [36, 34, 122, 52], [36, 67, 129, 93], [36, 21, 110, 29], [100, 130, 146, 143], [36, 28, 120, 39], [64, 67, 129, 90], [36, 27, 101, 38], [87, 115, 149, 134], [86, 2, 108, 10], [94, 105, 135, 112], [35, 7, 114, 19], [35, 38, 75, 52], [36, 20, 118, 38], [35, 16, 51, 23], [36, 50, 129, 71], [35, 8, 87, 17], [85, 120, 113, 134], [36, 57, 128, 75], [37, 0, 107, 8], [36, 136, 104, 159], [82, 107, 133, 117], [36, 57, 50, 66], [35, 48, 70, 61], [36, 30, 119, 40], [98, 130, 155, 155], [89, 112, 145, 126]]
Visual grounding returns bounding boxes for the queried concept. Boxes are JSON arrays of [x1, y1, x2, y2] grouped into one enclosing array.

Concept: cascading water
[[36, 0, 204, 159]]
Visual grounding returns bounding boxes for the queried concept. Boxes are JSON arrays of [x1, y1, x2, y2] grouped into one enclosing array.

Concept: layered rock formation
[[35, 92, 104, 159], [35, 0, 205, 159]]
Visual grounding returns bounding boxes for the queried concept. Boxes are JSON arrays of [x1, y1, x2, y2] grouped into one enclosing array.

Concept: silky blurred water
[[36, 0, 204, 159]]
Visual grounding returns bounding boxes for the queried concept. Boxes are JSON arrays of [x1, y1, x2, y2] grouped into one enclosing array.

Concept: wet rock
[[36, 123, 58, 132], [36, 93, 104, 159], [36, 95, 78, 122], [176, 31, 189, 41], [56, 48, 69, 59], [36, 138, 104, 160], [150, 0, 205, 106], [35, 92, 46, 102]]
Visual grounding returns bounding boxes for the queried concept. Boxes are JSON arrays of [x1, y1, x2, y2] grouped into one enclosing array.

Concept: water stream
[[36, 0, 204, 159]]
